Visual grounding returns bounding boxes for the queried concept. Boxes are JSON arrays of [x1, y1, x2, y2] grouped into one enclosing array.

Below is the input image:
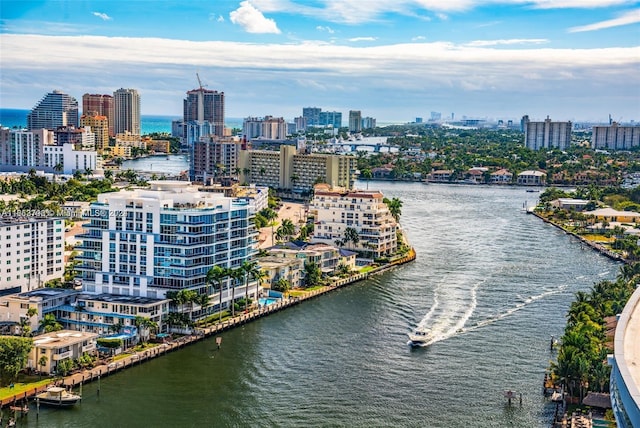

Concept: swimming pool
[[259, 297, 279, 306]]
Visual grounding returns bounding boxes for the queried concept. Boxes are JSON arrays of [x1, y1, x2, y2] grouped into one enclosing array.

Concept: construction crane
[[196, 72, 207, 91]]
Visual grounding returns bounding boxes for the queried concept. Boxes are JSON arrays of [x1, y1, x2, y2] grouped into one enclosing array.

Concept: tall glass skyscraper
[[27, 90, 79, 131]]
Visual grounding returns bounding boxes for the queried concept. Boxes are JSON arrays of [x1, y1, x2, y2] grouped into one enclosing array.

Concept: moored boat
[[35, 387, 81, 407]]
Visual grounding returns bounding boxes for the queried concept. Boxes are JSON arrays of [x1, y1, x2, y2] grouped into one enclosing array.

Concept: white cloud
[[249, 0, 633, 24], [568, 8, 640, 32], [435, 12, 449, 20], [412, 36, 426, 41], [349, 37, 377, 42], [92, 12, 112, 21], [528, 0, 633, 9], [218, 15, 225, 22], [230, 1, 281, 34], [0, 34, 638, 119], [466, 38, 549, 47], [209, 13, 225, 22], [316, 25, 335, 34]]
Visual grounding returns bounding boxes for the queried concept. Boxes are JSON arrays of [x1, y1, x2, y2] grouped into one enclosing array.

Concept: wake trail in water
[[417, 278, 483, 345], [456, 285, 568, 336]]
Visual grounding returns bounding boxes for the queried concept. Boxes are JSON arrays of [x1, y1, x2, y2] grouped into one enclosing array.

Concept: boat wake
[[414, 283, 568, 345]]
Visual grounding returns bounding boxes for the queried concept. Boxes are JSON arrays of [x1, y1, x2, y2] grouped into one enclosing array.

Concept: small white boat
[[35, 387, 81, 407], [408, 329, 433, 347]]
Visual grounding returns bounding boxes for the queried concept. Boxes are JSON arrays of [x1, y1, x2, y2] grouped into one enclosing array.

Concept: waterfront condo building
[[238, 145, 357, 193], [76, 181, 258, 320], [310, 184, 398, 258], [28, 330, 98, 374], [349, 110, 362, 133], [0, 216, 65, 296], [319, 111, 342, 128], [80, 112, 109, 152], [113, 88, 141, 135], [191, 136, 242, 182], [82, 93, 115, 136], [592, 122, 640, 150], [0, 128, 53, 168], [27, 90, 79, 131], [522, 116, 572, 150]]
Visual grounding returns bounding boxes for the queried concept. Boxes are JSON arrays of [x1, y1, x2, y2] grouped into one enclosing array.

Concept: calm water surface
[[23, 183, 619, 428]]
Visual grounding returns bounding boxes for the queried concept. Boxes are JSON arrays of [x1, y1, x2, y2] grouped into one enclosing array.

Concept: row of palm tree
[[551, 264, 638, 401], [205, 261, 267, 322]]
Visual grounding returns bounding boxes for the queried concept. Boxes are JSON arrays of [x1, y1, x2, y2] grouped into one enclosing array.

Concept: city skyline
[[1, 1, 639, 122]]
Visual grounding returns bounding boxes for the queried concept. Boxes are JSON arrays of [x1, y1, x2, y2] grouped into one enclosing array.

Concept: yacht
[[35, 387, 81, 407], [407, 329, 433, 347]]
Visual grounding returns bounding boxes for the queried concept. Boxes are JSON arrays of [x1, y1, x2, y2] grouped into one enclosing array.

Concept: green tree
[[56, 358, 75, 376], [276, 219, 295, 242], [383, 197, 403, 222], [0, 337, 33, 386], [303, 261, 322, 287], [134, 316, 158, 344], [39, 313, 62, 333], [343, 227, 360, 248], [38, 355, 48, 379], [207, 265, 231, 322]]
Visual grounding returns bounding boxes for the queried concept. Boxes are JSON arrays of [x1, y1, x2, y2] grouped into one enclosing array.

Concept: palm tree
[[241, 261, 260, 311], [38, 355, 48, 379], [383, 197, 403, 223], [53, 163, 63, 183], [134, 316, 158, 343], [230, 268, 244, 317], [361, 168, 372, 190], [39, 314, 62, 333], [343, 227, 360, 248], [277, 219, 295, 242], [253, 267, 267, 308], [207, 265, 230, 322]]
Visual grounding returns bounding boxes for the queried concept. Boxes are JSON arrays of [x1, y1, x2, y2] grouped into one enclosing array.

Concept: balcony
[[83, 343, 96, 352], [53, 350, 72, 361]]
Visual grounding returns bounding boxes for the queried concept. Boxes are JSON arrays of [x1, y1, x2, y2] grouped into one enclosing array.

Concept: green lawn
[[0, 378, 52, 400]]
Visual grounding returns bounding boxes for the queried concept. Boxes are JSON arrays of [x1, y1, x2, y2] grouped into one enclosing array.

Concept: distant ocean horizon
[[0, 108, 244, 135], [0, 108, 403, 134]]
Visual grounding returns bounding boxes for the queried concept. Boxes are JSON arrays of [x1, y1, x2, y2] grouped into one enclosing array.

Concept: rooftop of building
[[0, 216, 64, 226], [313, 184, 383, 199], [76, 293, 169, 306], [32, 329, 98, 348], [6, 288, 78, 301]]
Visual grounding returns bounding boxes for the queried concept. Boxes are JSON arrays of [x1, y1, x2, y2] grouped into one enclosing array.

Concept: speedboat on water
[[407, 329, 433, 347]]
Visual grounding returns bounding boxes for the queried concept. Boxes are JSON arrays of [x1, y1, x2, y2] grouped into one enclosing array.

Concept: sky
[[1, 0, 639, 123]]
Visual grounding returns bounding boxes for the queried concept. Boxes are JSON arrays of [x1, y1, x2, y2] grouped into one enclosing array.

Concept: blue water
[[0, 108, 243, 134]]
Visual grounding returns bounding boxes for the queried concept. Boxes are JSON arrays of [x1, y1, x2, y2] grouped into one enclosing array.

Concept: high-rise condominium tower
[[113, 88, 141, 135], [349, 110, 362, 133], [183, 88, 225, 137], [82, 94, 115, 136], [27, 90, 79, 131]]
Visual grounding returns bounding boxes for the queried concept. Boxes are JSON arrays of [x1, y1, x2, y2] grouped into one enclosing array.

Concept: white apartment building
[[592, 122, 640, 150], [243, 116, 288, 140], [0, 128, 97, 174], [523, 116, 572, 150], [310, 184, 397, 258], [43, 143, 98, 174], [0, 216, 65, 295], [76, 181, 258, 320]]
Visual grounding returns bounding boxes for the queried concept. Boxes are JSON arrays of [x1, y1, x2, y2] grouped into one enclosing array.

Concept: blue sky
[[1, 0, 639, 123]]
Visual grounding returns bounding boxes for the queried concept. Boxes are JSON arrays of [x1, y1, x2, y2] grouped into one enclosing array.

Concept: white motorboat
[[35, 387, 81, 407], [407, 329, 433, 347]]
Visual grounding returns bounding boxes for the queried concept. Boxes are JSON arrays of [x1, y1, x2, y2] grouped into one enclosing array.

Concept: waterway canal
[[22, 183, 619, 427]]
